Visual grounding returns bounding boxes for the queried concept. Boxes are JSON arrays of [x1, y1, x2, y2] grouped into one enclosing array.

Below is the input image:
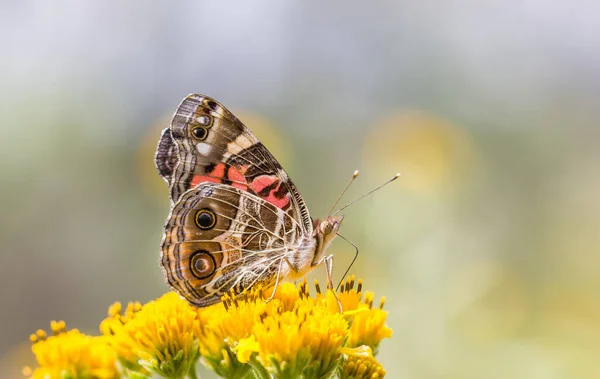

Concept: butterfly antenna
[[332, 173, 401, 216], [327, 170, 360, 217], [335, 233, 359, 291]]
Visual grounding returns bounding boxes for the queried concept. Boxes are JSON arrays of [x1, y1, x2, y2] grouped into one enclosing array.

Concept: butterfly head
[[319, 215, 344, 237], [311, 215, 344, 266]]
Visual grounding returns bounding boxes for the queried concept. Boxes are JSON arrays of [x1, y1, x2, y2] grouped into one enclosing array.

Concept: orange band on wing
[[250, 175, 290, 209], [265, 189, 290, 209], [191, 165, 289, 209], [191, 163, 250, 190], [227, 166, 247, 190], [250, 175, 278, 193]]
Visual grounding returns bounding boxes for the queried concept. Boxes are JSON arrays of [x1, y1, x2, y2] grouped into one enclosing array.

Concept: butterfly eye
[[191, 127, 208, 140], [190, 250, 216, 279], [195, 208, 216, 229], [320, 220, 333, 234]]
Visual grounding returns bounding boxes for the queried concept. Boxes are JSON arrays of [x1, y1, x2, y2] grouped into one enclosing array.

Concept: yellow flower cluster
[[24, 321, 118, 379], [26, 276, 391, 379], [199, 281, 350, 378], [100, 293, 200, 378]]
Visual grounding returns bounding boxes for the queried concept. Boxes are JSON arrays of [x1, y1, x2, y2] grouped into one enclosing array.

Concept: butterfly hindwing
[[161, 182, 303, 307], [156, 94, 313, 234]]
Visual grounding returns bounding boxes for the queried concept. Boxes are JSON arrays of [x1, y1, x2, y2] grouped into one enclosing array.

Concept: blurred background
[[1, 1, 600, 378]]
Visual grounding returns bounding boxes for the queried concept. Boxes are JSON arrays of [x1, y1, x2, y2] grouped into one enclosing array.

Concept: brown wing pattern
[[161, 182, 302, 307], [154, 94, 313, 234]]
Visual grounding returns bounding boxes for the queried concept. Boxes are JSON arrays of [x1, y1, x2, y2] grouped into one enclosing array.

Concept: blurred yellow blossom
[[363, 110, 474, 194]]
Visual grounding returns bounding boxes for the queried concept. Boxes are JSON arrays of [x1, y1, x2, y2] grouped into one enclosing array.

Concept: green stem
[[247, 357, 271, 379], [187, 363, 199, 379]]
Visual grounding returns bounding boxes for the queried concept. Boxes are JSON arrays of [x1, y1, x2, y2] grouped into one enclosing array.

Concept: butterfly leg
[[311, 254, 342, 311], [265, 256, 286, 303], [284, 257, 300, 274], [323, 254, 335, 290], [323, 254, 343, 313]]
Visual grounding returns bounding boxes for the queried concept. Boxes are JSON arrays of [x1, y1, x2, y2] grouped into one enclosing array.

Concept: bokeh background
[[2, 1, 600, 378]]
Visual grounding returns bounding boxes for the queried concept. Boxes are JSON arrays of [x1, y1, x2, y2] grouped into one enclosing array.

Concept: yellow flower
[[198, 276, 391, 378], [101, 292, 200, 379], [340, 346, 386, 379], [233, 335, 259, 363], [25, 321, 117, 379], [192, 301, 251, 378], [207, 278, 387, 378], [346, 300, 392, 352], [254, 298, 348, 377], [100, 300, 144, 372], [336, 277, 393, 352]]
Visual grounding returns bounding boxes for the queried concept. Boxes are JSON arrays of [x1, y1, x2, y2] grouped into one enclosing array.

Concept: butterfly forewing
[[161, 182, 303, 307], [158, 94, 313, 235]]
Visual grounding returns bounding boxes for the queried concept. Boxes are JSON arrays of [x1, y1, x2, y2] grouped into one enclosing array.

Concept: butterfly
[[155, 94, 344, 307]]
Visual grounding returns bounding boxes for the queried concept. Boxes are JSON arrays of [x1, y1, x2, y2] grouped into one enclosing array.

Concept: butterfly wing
[[155, 94, 313, 234], [161, 182, 304, 307]]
